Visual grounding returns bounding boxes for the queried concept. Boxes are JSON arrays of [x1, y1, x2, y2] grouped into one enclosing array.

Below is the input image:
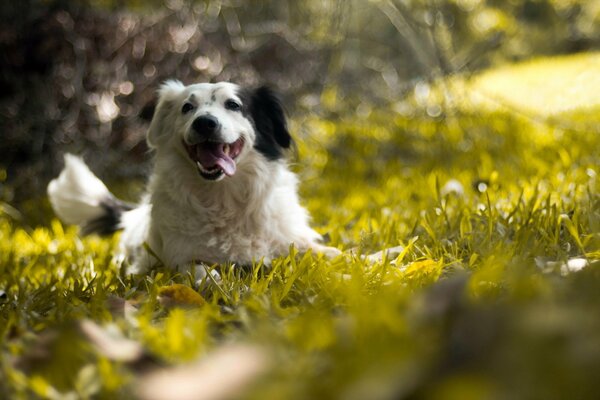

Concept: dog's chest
[[151, 190, 282, 266]]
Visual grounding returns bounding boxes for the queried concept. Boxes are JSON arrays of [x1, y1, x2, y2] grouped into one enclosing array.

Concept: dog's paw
[[125, 258, 149, 275], [363, 245, 405, 263], [311, 244, 342, 259], [189, 264, 222, 288]]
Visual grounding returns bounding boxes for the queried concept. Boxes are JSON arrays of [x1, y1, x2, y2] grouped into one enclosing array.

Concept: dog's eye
[[225, 99, 241, 112], [181, 102, 195, 114]]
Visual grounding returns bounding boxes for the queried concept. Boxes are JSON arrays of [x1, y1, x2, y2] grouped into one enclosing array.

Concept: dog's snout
[[192, 115, 220, 137]]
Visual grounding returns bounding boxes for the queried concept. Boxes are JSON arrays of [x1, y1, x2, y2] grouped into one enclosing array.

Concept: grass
[[1, 55, 600, 399]]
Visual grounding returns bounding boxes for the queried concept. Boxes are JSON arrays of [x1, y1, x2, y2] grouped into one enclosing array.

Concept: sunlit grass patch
[[470, 52, 600, 117], [405, 52, 600, 135]]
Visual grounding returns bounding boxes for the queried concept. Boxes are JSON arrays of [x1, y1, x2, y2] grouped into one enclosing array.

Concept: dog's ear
[[147, 80, 185, 149], [248, 86, 292, 160]]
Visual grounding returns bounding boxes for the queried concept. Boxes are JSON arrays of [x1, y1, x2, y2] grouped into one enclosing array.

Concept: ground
[[0, 54, 599, 399]]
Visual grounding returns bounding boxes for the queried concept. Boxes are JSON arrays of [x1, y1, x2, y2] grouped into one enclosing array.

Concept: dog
[[48, 81, 341, 273]]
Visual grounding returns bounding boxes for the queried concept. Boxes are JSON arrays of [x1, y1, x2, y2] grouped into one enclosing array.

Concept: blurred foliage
[[1, 0, 600, 398]]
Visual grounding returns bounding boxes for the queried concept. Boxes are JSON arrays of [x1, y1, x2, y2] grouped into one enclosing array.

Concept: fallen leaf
[[136, 345, 270, 400], [79, 320, 143, 362], [158, 284, 206, 308]]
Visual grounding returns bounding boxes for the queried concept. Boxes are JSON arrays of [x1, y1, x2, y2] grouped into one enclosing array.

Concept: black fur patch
[[81, 197, 134, 236], [239, 86, 292, 161]]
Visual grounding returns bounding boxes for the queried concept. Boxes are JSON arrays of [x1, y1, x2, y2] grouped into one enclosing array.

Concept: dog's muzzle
[[192, 115, 220, 138], [183, 115, 245, 181]]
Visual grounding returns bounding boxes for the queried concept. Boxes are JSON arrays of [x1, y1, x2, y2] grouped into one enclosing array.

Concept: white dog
[[48, 81, 340, 272]]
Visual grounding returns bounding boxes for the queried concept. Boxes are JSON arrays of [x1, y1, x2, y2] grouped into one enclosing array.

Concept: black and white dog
[[48, 81, 340, 272]]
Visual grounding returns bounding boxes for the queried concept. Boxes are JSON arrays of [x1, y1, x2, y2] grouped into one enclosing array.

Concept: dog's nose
[[192, 115, 220, 138]]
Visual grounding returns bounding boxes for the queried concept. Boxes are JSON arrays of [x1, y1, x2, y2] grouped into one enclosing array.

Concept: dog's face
[[147, 81, 291, 181]]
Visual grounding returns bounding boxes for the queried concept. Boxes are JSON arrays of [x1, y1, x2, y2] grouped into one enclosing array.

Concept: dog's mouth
[[183, 137, 245, 180]]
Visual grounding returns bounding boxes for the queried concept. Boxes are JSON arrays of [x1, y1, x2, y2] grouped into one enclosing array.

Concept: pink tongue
[[197, 143, 236, 176]]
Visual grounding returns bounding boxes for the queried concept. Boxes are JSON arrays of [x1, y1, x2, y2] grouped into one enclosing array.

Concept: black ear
[[247, 86, 292, 160]]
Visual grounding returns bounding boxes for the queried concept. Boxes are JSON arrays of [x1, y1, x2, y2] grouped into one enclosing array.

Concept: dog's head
[[147, 80, 292, 181]]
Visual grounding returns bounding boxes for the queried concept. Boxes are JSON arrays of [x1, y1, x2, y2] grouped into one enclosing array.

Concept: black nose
[[192, 115, 220, 137]]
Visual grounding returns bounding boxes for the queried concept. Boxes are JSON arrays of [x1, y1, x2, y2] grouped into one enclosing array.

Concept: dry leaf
[[158, 284, 206, 308], [137, 345, 270, 400], [79, 320, 143, 362]]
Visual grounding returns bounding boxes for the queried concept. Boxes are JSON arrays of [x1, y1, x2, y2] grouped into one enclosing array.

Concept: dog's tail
[[47, 154, 133, 235]]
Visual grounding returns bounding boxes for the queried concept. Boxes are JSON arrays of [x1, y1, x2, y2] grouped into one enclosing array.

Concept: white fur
[[47, 154, 112, 225], [48, 81, 340, 272]]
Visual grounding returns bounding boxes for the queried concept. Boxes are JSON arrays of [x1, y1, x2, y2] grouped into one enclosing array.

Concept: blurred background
[[1, 0, 599, 205]]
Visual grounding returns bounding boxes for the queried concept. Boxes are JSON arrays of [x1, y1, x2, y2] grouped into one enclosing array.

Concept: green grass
[[1, 57, 600, 399]]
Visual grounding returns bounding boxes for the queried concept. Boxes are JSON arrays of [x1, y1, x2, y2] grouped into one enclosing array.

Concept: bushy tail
[[47, 154, 133, 235]]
